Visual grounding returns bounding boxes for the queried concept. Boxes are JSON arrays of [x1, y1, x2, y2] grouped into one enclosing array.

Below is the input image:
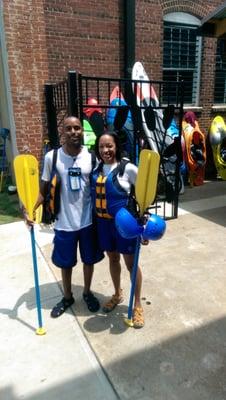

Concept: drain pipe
[[124, 0, 135, 79], [123, 0, 140, 164]]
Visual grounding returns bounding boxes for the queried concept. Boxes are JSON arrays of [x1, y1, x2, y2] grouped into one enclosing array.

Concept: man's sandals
[[51, 296, 75, 318], [83, 291, 100, 312], [51, 291, 100, 318]]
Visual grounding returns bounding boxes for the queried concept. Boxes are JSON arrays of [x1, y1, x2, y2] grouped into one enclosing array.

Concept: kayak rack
[[45, 71, 184, 220]]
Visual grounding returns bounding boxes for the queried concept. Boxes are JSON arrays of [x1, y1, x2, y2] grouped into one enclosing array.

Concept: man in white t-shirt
[[38, 116, 104, 317]]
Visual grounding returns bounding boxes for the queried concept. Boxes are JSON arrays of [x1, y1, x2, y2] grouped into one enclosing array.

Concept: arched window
[[163, 12, 202, 105]]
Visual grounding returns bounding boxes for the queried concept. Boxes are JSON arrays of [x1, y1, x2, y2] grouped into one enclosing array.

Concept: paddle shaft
[[14, 154, 45, 332], [127, 235, 141, 320], [30, 226, 43, 329], [127, 150, 160, 323]]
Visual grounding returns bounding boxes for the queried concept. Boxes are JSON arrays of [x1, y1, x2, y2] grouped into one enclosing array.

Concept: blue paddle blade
[[113, 105, 130, 131], [89, 111, 105, 136], [144, 105, 156, 131], [163, 104, 175, 130]]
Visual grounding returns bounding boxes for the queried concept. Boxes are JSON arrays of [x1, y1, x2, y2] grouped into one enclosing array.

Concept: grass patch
[[0, 190, 22, 224]]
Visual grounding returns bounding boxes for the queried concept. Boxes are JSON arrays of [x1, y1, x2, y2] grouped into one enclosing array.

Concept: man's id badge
[[68, 167, 81, 191]]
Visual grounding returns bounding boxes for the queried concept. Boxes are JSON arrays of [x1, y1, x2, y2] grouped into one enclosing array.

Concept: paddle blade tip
[[36, 327, 46, 336], [124, 318, 134, 327]]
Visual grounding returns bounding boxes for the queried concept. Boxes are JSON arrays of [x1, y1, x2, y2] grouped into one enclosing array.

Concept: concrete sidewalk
[[1, 179, 226, 400], [41, 179, 226, 400], [0, 222, 118, 400]]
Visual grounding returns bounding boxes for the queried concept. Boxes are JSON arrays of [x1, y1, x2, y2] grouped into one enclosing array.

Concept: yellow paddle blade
[[36, 327, 46, 335], [135, 149, 160, 215], [35, 204, 43, 224], [14, 155, 40, 221]]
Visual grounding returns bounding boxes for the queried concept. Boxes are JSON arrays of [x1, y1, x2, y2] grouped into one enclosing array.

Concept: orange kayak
[[182, 119, 206, 186]]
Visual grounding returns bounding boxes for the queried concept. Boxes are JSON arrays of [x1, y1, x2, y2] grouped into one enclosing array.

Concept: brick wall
[[3, 0, 49, 159], [136, 2, 163, 81], [2, 0, 226, 161], [43, 0, 124, 80]]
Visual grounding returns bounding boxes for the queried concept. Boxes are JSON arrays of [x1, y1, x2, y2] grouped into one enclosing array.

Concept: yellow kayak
[[209, 116, 226, 180]]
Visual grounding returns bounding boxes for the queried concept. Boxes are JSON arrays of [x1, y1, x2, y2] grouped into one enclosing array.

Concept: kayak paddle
[[14, 154, 46, 335], [125, 149, 160, 327]]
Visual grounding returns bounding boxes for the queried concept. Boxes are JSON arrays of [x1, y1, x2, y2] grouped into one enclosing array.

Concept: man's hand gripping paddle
[[125, 149, 160, 327], [14, 154, 46, 335]]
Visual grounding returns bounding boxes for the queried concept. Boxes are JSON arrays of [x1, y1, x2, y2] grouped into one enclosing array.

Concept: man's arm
[[33, 180, 49, 210], [22, 180, 49, 226]]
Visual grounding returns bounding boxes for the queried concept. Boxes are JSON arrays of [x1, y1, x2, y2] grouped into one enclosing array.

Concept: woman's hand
[[141, 238, 149, 246]]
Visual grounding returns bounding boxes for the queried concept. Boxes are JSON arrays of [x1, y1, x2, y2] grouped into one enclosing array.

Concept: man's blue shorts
[[97, 217, 136, 254], [52, 224, 104, 269]]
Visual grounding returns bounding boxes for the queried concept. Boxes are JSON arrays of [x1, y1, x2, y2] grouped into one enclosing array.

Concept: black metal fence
[[45, 71, 184, 219]]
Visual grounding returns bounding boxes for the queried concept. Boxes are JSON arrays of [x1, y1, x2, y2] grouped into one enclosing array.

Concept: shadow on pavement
[[0, 282, 128, 335], [1, 315, 226, 400]]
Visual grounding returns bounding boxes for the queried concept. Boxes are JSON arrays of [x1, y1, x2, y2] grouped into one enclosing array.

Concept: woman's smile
[[98, 134, 117, 164]]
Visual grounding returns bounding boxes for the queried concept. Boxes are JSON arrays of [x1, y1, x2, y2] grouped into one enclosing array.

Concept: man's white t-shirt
[[42, 146, 94, 231]]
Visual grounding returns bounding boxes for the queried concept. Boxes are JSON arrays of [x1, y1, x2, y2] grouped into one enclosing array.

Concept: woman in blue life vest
[[91, 131, 145, 328]]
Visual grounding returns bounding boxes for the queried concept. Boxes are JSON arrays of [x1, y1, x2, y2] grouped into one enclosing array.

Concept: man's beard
[[71, 137, 82, 148]]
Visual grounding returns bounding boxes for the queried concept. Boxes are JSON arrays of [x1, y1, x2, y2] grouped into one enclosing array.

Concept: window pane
[[162, 70, 194, 103], [189, 29, 197, 42], [214, 39, 226, 103], [164, 27, 171, 41], [181, 29, 188, 42], [172, 28, 180, 41], [181, 71, 194, 103], [162, 71, 177, 103]]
